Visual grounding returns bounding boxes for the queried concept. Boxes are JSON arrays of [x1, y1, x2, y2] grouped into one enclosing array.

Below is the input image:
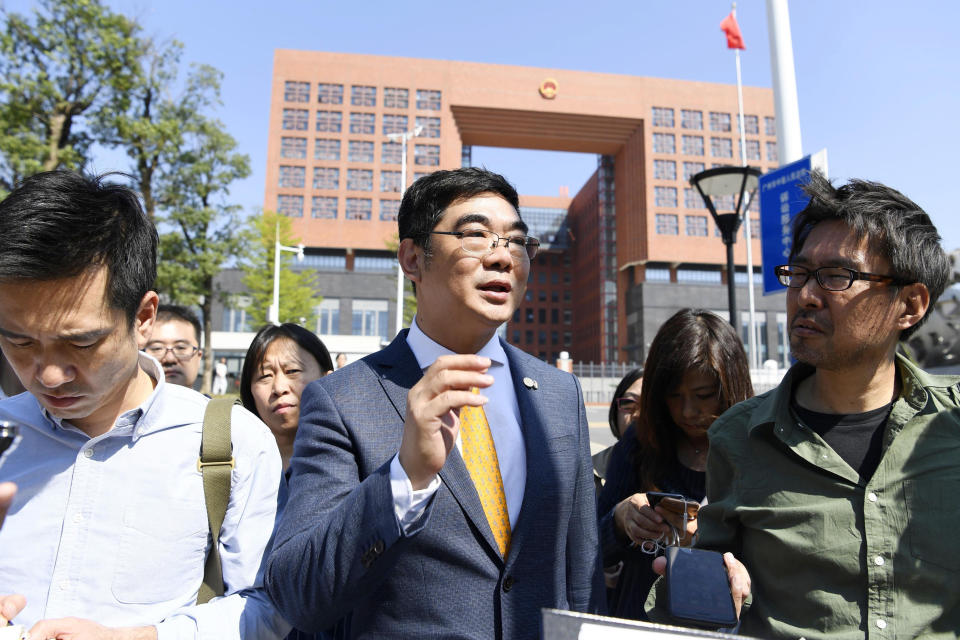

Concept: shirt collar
[[41, 352, 164, 441], [747, 352, 950, 435], [406, 315, 506, 371]]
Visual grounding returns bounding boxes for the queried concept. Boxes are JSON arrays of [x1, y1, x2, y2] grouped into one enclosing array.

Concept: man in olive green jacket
[[650, 172, 959, 639]]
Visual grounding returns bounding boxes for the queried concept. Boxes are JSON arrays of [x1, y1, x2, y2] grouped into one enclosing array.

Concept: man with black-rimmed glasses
[[147, 305, 204, 389], [648, 171, 960, 639]]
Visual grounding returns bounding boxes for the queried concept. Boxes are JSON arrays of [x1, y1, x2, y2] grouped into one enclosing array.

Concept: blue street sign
[[759, 150, 828, 294]]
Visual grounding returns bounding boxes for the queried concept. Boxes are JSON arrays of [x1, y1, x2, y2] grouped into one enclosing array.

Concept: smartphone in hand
[[665, 546, 737, 628], [647, 491, 700, 518]]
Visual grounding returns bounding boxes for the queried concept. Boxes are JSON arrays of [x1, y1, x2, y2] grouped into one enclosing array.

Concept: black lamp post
[[689, 166, 761, 326]]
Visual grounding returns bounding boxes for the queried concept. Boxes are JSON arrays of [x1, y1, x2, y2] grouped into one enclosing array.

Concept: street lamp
[[267, 219, 305, 326], [386, 125, 423, 336], [689, 166, 761, 329]]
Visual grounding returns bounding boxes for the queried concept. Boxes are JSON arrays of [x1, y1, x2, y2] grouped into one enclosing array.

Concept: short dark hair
[[632, 309, 753, 491], [0, 170, 157, 325], [239, 323, 334, 421], [397, 167, 521, 251], [607, 367, 643, 440], [790, 171, 948, 339], [156, 304, 202, 345]]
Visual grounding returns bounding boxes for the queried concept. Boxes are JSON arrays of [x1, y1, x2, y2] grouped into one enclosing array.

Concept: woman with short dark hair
[[240, 323, 333, 470]]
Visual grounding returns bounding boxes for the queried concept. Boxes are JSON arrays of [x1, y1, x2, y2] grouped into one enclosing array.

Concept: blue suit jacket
[[265, 331, 604, 639]]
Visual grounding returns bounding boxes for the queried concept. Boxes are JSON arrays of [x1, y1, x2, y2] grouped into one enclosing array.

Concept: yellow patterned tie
[[460, 388, 511, 557]]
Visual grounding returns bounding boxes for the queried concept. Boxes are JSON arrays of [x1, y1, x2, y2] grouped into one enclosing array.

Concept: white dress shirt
[[0, 354, 289, 640], [390, 317, 527, 531]]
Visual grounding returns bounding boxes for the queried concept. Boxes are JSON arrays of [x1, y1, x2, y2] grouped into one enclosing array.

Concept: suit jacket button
[[373, 540, 384, 554], [502, 575, 515, 592]]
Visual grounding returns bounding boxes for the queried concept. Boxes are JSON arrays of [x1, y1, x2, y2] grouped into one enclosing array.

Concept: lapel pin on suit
[[522, 377, 538, 390]]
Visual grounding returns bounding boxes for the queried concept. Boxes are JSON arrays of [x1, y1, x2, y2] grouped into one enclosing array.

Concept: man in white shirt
[[0, 171, 288, 640], [265, 168, 604, 639]]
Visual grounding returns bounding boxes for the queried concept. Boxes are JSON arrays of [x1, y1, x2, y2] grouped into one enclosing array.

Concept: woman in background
[[240, 323, 333, 470], [593, 368, 644, 490], [597, 309, 753, 620]]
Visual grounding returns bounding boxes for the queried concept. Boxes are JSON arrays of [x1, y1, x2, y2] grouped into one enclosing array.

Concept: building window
[[313, 167, 339, 190], [743, 114, 759, 135], [284, 81, 309, 102], [381, 141, 402, 165], [740, 139, 761, 161], [311, 196, 338, 219], [414, 144, 440, 166], [652, 133, 675, 154], [349, 112, 375, 135], [346, 169, 373, 191], [525, 330, 534, 343], [280, 137, 307, 159], [317, 83, 343, 105], [416, 89, 441, 110], [652, 107, 674, 127], [645, 267, 670, 281], [512, 330, 520, 343], [415, 116, 441, 138], [655, 213, 679, 235], [678, 268, 722, 283], [654, 186, 678, 208], [315, 110, 341, 132], [681, 109, 703, 130], [345, 197, 372, 220], [766, 141, 778, 163], [282, 109, 309, 131], [354, 254, 395, 273], [315, 138, 340, 161], [709, 111, 731, 132], [685, 187, 703, 209], [765, 116, 776, 136], [277, 195, 303, 218], [653, 159, 677, 180], [222, 297, 252, 332], [683, 161, 705, 181], [278, 165, 305, 188], [563, 310, 571, 324], [380, 199, 400, 221], [348, 140, 374, 163], [352, 299, 389, 340], [380, 170, 401, 193], [682, 135, 704, 156], [685, 215, 708, 237], [301, 252, 346, 270], [384, 87, 408, 109], [711, 137, 733, 158], [316, 298, 339, 335], [350, 85, 376, 107], [538, 308, 546, 323], [383, 114, 408, 136]]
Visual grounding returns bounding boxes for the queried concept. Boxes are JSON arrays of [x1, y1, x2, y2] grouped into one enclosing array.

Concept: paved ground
[[586, 404, 617, 454]]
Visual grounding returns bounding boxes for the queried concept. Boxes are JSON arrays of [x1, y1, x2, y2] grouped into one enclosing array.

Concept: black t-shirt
[[792, 399, 892, 482]]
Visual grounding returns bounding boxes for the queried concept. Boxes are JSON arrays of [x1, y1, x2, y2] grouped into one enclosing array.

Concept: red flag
[[720, 12, 746, 49]]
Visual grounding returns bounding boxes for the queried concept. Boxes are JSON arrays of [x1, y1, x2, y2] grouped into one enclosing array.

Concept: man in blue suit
[[265, 168, 604, 638]]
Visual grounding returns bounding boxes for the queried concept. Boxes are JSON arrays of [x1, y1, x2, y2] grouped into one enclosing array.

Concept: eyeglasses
[[145, 343, 199, 360], [615, 397, 638, 411], [774, 264, 911, 292], [430, 229, 540, 260]]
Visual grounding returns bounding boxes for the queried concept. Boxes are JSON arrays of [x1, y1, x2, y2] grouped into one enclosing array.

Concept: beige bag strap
[[197, 397, 237, 604]]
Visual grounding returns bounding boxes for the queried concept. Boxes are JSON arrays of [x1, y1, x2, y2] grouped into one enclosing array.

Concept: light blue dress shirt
[[389, 317, 527, 530], [0, 354, 290, 640]]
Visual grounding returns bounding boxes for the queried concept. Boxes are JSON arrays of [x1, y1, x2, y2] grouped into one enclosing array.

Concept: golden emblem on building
[[539, 78, 558, 99]]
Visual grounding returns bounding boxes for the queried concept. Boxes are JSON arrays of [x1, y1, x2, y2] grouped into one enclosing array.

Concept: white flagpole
[[733, 2, 760, 370]]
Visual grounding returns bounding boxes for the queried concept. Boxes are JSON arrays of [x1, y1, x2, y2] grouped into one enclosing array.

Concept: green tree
[[241, 210, 319, 329], [154, 84, 251, 393], [0, 0, 141, 194]]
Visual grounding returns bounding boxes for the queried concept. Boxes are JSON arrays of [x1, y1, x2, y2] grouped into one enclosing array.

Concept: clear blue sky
[[10, 0, 960, 248]]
